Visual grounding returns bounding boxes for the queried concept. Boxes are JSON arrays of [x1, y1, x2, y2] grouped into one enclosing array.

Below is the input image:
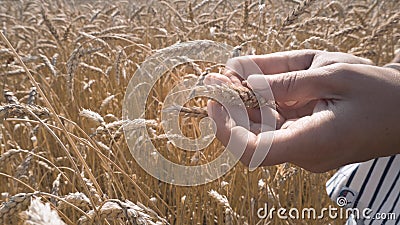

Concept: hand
[[206, 50, 400, 172]]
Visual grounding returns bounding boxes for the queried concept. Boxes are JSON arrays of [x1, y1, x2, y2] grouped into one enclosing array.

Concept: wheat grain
[[96, 141, 111, 152], [51, 53, 60, 67], [165, 105, 208, 119]]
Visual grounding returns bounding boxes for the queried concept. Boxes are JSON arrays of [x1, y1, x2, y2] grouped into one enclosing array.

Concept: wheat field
[[0, 0, 398, 224]]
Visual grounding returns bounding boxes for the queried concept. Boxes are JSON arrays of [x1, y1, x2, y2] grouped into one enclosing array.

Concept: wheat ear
[[165, 84, 275, 118]]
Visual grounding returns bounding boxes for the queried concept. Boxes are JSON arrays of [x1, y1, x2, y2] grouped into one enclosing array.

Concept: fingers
[[206, 105, 277, 168], [265, 109, 339, 172], [225, 110, 336, 171], [276, 100, 318, 121], [206, 100, 233, 146], [247, 67, 339, 104], [208, 98, 337, 172], [205, 73, 282, 125], [204, 73, 233, 86], [214, 122, 285, 168], [225, 50, 319, 81], [280, 119, 298, 129], [309, 51, 374, 69], [207, 99, 282, 168], [223, 68, 243, 86]]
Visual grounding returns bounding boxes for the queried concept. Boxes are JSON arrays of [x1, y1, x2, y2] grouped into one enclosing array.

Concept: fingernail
[[283, 101, 298, 106]]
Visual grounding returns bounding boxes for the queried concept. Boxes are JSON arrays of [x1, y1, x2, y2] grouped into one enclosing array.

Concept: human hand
[[206, 50, 400, 172]]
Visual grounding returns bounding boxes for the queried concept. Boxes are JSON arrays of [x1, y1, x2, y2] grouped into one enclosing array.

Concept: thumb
[[247, 68, 337, 103]]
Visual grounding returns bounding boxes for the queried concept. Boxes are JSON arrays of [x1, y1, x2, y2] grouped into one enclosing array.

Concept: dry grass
[[0, 0, 398, 224]]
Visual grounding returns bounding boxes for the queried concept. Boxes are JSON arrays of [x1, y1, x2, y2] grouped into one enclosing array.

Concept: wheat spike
[[40, 7, 60, 44], [208, 189, 230, 208], [281, 0, 316, 28], [3, 90, 19, 104], [329, 25, 363, 38], [187, 2, 194, 22], [368, 12, 400, 43], [300, 36, 339, 51], [0, 192, 40, 224], [51, 173, 62, 204], [0, 149, 30, 167], [77, 199, 166, 225], [57, 192, 91, 210], [39, 54, 57, 77], [193, 0, 211, 12], [242, 0, 249, 29], [79, 108, 105, 126], [20, 197, 66, 225], [81, 175, 102, 205], [164, 84, 275, 118], [0, 103, 51, 120]]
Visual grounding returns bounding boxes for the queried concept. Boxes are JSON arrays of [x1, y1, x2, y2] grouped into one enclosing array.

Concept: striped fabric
[[326, 154, 400, 225]]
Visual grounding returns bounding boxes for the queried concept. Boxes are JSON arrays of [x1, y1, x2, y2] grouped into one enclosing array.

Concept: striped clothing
[[326, 154, 400, 225]]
